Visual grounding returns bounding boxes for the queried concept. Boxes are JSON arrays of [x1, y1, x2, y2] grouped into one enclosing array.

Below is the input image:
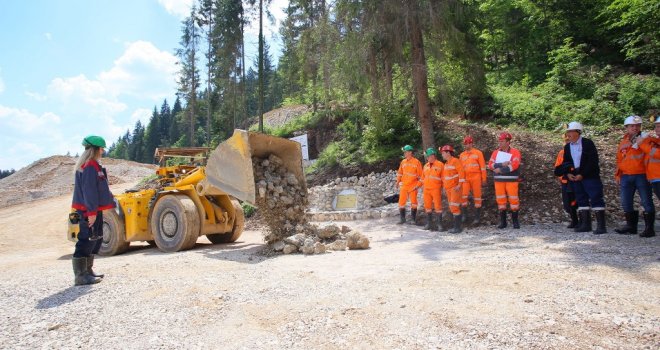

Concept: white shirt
[[570, 136, 582, 169]]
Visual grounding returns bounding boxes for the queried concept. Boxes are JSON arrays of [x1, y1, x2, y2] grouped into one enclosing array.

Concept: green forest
[[107, 0, 660, 170]]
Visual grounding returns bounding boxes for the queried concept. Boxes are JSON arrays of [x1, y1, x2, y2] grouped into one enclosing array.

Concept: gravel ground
[[0, 186, 658, 349]]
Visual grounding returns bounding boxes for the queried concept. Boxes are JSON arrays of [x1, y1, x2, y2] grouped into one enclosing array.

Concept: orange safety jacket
[[488, 147, 521, 182], [459, 148, 487, 180], [397, 157, 423, 190], [422, 161, 444, 190], [639, 136, 660, 182], [554, 149, 568, 184], [442, 157, 465, 189], [615, 133, 647, 181]]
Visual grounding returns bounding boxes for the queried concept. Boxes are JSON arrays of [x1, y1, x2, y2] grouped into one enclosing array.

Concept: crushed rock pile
[[252, 154, 370, 254], [271, 224, 370, 254]]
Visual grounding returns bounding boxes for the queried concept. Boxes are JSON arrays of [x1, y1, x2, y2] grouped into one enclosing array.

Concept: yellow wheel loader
[[74, 130, 305, 256]]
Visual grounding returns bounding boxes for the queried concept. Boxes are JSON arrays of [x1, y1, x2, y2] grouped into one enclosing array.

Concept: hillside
[[0, 156, 156, 208]]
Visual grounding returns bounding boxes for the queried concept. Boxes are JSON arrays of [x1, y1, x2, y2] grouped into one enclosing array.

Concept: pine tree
[[176, 5, 201, 147], [144, 107, 162, 164]]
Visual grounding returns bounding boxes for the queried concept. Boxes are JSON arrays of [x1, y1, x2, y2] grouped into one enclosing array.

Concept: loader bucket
[[199, 129, 306, 206]]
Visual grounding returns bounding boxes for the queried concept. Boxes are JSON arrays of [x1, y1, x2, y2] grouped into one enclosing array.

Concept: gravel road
[[0, 186, 658, 349]]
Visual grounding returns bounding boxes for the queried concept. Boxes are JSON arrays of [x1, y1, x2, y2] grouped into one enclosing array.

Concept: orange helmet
[[498, 132, 512, 141], [440, 145, 454, 153], [463, 136, 474, 144]]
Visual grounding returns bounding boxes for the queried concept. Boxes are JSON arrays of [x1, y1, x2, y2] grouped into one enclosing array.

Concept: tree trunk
[[409, 10, 434, 150], [258, 0, 264, 133], [368, 47, 380, 102]]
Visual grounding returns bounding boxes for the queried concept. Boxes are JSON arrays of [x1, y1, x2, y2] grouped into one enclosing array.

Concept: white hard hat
[[624, 115, 643, 125], [566, 121, 583, 132]]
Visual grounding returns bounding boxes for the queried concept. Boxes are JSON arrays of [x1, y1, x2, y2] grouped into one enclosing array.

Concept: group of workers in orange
[[396, 132, 520, 233], [396, 116, 658, 238]]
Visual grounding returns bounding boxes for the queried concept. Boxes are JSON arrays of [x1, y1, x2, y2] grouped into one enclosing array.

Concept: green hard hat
[[401, 145, 414, 152], [425, 147, 437, 156], [82, 135, 106, 148]]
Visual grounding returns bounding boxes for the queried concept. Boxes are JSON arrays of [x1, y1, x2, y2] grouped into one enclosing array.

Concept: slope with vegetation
[[105, 0, 658, 182]]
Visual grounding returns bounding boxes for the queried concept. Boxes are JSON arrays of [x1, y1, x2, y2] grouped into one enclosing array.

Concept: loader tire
[[151, 194, 200, 252], [206, 200, 245, 244], [99, 209, 130, 256]]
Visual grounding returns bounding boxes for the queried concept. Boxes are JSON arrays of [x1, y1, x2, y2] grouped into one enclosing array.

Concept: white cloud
[[245, 0, 288, 38], [0, 67, 5, 94], [45, 32, 52, 41], [158, 0, 193, 18], [98, 41, 178, 100], [131, 108, 153, 127], [0, 40, 179, 170], [0, 105, 61, 132]]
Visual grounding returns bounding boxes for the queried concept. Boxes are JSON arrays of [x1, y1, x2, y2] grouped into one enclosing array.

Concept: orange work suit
[[554, 149, 570, 184], [616, 133, 648, 182], [488, 147, 521, 211], [639, 136, 660, 182], [459, 148, 487, 208], [396, 157, 423, 209], [421, 161, 444, 213], [442, 156, 465, 215]]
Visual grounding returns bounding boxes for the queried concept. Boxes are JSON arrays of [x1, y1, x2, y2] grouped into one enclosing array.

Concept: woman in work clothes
[[70, 135, 115, 286]]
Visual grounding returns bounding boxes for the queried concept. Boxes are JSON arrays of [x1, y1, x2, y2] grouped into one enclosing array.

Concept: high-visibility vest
[[488, 147, 521, 182], [459, 148, 487, 180], [422, 161, 444, 190], [397, 157, 423, 189], [616, 133, 647, 180], [639, 136, 660, 182], [442, 157, 465, 189]]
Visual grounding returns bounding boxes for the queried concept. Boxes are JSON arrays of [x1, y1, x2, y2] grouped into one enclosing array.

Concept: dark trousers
[[73, 210, 103, 258], [561, 183, 577, 213], [620, 174, 654, 212], [652, 181, 660, 202], [571, 178, 605, 210]]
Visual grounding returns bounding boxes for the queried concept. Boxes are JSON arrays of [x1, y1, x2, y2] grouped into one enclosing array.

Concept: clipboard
[[495, 151, 512, 163]]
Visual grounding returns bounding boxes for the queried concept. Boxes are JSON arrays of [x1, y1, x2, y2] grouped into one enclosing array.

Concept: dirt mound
[[0, 156, 157, 208]]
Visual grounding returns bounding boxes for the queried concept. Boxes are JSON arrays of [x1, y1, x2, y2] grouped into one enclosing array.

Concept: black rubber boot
[[449, 214, 462, 234], [567, 207, 579, 229], [87, 255, 104, 278], [511, 211, 520, 229], [398, 208, 406, 224], [438, 213, 448, 232], [640, 211, 656, 238], [593, 210, 607, 235], [424, 212, 434, 230], [497, 210, 507, 229], [409, 208, 420, 225], [575, 210, 592, 232], [73, 257, 101, 286], [461, 207, 468, 224], [615, 211, 638, 235], [473, 207, 482, 226]]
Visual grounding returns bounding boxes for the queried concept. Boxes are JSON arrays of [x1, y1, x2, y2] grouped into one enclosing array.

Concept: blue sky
[[0, 0, 285, 170]]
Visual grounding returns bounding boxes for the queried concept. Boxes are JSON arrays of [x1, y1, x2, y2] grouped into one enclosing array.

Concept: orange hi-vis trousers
[[398, 187, 419, 209], [462, 172, 483, 208], [423, 188, 442, 213], [494, 181, 519, 211], [445, 186, 462, 215]]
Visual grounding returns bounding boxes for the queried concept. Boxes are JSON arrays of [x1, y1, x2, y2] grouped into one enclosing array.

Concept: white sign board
[[289, 134, 309, 161]]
